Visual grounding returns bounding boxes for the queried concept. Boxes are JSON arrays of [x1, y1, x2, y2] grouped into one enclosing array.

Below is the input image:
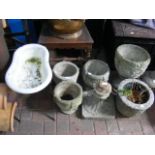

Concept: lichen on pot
[[116, 79, 154, 117], [54, 81, 83, 114], [115, 44, 151, 78]]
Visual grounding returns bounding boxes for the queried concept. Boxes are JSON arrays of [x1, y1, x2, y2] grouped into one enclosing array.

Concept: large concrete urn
[[116, 79, 154, 117], [115, 44, 151, 78]]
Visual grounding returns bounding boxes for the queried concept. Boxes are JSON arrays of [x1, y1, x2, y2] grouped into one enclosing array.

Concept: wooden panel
[[38, 24, 94, 49], [113, 20, 155, 39]]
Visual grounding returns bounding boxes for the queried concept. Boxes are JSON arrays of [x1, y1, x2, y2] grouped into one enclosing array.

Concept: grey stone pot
[[142, 71, 155, 88], [116, 79, 154, 117], [115, 44, 151, 78], [53, 61, 79, 84], [54, 81, 83, 114], [82, 59, 110, 88]]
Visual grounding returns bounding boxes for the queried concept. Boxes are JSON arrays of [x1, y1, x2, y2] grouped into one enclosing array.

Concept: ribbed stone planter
[[116, 79, 154, 117], [54, 81, 83, 114], [115, 44, 151, 78], [82, 59, 110, 88], [53, 61, 79, 84]]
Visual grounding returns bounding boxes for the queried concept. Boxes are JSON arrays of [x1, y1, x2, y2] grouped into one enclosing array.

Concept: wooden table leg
[[85, 48, 92, 58]]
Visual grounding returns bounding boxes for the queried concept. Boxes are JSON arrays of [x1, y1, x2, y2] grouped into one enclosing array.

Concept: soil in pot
[[61, 94, 74, 100], [121, 82, 149, 104]]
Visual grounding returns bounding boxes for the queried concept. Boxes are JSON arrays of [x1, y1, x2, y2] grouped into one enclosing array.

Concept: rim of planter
[[83, 59, 110, 79], [118, 79, 154, 110], [54, 81, 83, 103], [116, 44, 151, 64], [53, 61, 79, 81]]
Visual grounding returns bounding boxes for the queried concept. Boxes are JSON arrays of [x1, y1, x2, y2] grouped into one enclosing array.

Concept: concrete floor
[[1, 85, 155, 135]]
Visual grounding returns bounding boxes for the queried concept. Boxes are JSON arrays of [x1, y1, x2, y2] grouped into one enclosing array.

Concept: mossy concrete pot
[[53, 61, 79, 84], [115, 44, 151, 78], [116, 79, 154, 117], [54, 81, 83, 114], [82, 59, 110, 88]]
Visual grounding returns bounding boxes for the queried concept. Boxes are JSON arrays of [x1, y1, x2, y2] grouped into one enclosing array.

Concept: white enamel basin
[[5, 44, 52, 94]]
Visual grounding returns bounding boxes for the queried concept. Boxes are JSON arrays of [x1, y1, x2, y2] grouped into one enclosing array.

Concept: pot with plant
[[116, 79, 154, 117]]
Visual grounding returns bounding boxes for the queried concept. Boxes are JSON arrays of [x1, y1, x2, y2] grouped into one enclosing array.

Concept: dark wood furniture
[[38, 24, 94, 63], [105, 20, 155, 70]]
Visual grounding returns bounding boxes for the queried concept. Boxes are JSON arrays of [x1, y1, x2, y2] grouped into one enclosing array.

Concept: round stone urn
[[53, 61, 79, 84], [82, 59, 110, 88], [116, 79, 154, 117], [115, 44, 151, 78], [54, 81, 83, 114]]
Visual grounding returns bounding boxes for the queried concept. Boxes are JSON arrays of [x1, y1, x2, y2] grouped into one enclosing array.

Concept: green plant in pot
[[116, 79, 154, 117]]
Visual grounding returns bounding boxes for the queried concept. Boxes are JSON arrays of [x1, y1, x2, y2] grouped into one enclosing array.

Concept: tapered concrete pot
[[115, 44, 151, 78], [54, 81, 83, 114], [116, 79, 154, 117], [53, 61, 79, 84], [82, 59, 110, 88]]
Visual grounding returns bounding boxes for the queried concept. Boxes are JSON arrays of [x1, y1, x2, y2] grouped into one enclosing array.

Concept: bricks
[[140, 113, 154, 135], [18, 120, 44, 135], [32, 111, 56, 122], [106, 119, 119, 135], [69, 113, 82, 135], [56, 112, 69, 135], [1, 98, 155, 135], [44, 120, 56, 135], [93, 120, 108, 135], [117, 118, 142, 134], [80, 119, 95, 135], [21, 109, 33, 121]]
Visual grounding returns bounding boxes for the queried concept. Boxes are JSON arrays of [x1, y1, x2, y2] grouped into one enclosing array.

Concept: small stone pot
[[116, 79, 154, 117], [82, 59, 110, 88], [54, 81, 83, 114], [53, 61, 79, 84], [115, 44, 151, 78]]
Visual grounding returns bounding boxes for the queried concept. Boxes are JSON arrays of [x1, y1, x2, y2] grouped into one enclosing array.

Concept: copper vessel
[[49, 19, 85, 34]]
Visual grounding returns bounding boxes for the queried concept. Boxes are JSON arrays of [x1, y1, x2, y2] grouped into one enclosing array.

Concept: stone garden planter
[[116, 79, 154, 117], [82, 59, 110, 88], [53, 61, 79, 84], [54, 81, 83, 114], [115, 44, 151, 78]]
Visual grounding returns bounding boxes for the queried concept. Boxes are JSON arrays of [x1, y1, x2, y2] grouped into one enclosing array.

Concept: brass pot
[[49, 19, 85, 34]]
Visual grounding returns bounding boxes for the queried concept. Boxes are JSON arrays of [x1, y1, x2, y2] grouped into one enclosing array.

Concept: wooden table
[[38, 24, 94, 63]]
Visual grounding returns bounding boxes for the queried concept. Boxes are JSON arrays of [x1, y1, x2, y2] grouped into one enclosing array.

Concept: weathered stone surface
[[83, 59, 110, 88], [54, 81, 83, 114], [82, 95, 115, 119], [53, 61, 79, 84], [116, 79, 154, 117], [115, 44, 150, 78]]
